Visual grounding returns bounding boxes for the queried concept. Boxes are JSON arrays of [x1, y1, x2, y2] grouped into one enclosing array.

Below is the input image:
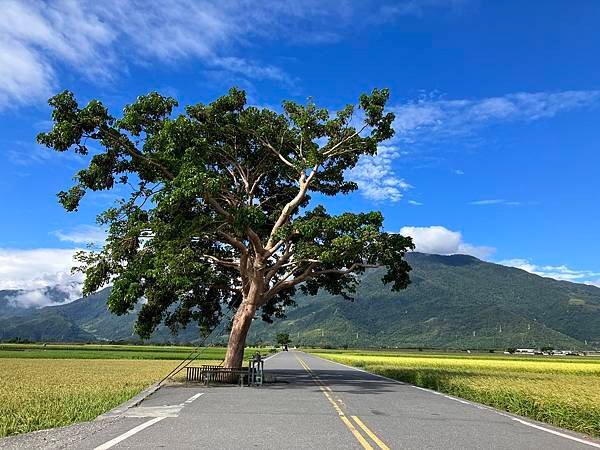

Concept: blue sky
[[1, 0, 599, 303]]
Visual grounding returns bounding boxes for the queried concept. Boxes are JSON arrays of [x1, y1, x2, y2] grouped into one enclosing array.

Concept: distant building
[[515, 348, 535, 355]]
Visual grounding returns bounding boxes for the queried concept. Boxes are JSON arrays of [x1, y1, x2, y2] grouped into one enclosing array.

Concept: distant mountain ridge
[[1, 253, 599, 349]]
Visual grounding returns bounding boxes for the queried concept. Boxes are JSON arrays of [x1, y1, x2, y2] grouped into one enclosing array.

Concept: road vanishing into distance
[[1, 351, 599, 449]]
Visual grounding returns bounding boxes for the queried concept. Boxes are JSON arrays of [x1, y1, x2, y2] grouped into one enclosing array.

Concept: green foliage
[[276, 333, 291, 346], [38, 87, 413, 341]]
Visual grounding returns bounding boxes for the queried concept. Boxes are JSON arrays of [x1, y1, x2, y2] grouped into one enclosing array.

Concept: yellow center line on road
[[351, 416, 391, 450], [295, 355, 390, 450]]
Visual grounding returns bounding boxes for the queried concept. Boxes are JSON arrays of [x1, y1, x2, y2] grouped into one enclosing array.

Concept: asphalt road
[[2, 351, 599, 449]]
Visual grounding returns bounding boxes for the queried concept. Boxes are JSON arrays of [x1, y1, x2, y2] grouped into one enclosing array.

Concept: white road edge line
[[302, 352, 600, 448], [94, 417, 165, 450], [263, 351, 281, 362], [512, 417, 600, 448], [185, 392, 204, 404]]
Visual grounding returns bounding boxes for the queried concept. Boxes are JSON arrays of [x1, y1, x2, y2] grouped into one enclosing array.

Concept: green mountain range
[[1, 253, 599, 349]]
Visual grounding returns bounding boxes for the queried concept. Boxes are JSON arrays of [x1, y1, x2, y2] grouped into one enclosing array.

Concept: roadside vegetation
[[0, 344, 272, 438], [310, 349, 600, 437]]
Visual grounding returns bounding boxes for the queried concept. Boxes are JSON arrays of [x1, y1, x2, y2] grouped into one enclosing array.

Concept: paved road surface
[[2, 351, 599, 449]]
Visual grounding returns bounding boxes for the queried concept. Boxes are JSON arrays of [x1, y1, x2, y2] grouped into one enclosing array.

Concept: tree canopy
[[38, 87, 414, 366], [276, 333, 292, 346]]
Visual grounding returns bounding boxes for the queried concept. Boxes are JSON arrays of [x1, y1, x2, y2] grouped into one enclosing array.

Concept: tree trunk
[[223, 298, 258, 368]]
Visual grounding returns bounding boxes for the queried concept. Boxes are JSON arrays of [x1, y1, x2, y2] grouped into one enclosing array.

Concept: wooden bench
[[186, 365, 249, 386]]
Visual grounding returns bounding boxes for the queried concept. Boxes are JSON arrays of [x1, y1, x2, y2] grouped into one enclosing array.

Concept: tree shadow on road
[[261, 368, 406, 395]]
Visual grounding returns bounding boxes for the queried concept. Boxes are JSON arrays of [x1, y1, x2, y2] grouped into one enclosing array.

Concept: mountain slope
[[248, 253, 600, 349], [1, 253, 599, 348]]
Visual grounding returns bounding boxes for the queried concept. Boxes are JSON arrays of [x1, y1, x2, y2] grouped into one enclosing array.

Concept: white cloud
[[6, 287, 79, 309], [0, 0, 287, 108], [0, 0, 462, 109], [469, 199, 505, 205], [408, 200, 423, 206], [400, 225, 495, 259], [0, 248, 83, 307], [4, 140, 86, 172], [53, 225, 106, 245], [378, 0, 468, 18], [349, 145, 411, 202], [351, 89, 598, 204], [391, 90, 600, 143], [469, 199, 525, 206], [499, 258, 600, 286]]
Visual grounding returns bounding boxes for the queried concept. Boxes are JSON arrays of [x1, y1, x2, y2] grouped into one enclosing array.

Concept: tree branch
[[322, 124, 368, 157], [265, 241, 294, 282], [208, 195, 265, 255], [216, 231, 248, 255], [96, 131, 176, 180], [261, 138, 296, 168], [265, 165, 318, 250], [202, 254, 240, 268], [247, 228, 265, 255], [312, 262, 379, 276], [262, 262, 318, 303], [262, 261, 380, 305]]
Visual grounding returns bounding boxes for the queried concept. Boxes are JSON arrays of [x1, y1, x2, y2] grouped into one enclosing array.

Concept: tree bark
[[223, 293, 259, 368]]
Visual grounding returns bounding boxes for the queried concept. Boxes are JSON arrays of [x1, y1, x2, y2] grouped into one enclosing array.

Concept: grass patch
[[310, 350, 600, 437]]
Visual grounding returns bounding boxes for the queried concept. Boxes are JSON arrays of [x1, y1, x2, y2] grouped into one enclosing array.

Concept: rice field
[[0, 343, 230, 360], [0, 359, 186, 437], [310, 350, 600, 437], [0, 344, 272, 438]]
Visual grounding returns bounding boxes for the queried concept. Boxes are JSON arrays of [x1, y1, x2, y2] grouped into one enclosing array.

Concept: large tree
[[38, 87, 414, 368]]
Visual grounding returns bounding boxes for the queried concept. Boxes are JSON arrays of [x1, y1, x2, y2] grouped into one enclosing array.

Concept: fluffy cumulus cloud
[[0, 0, 461, 109], [499, 259, 600, 286], [349, 145, 411, 202], [399, 225, 495, 259], [0, 248, 83, 307]]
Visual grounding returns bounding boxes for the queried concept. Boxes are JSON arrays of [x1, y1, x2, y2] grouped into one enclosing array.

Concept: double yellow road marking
[[295, 355, 390, 450]]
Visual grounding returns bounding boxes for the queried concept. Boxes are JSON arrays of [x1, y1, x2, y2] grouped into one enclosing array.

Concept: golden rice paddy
[[1, 358, 196, 437]]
